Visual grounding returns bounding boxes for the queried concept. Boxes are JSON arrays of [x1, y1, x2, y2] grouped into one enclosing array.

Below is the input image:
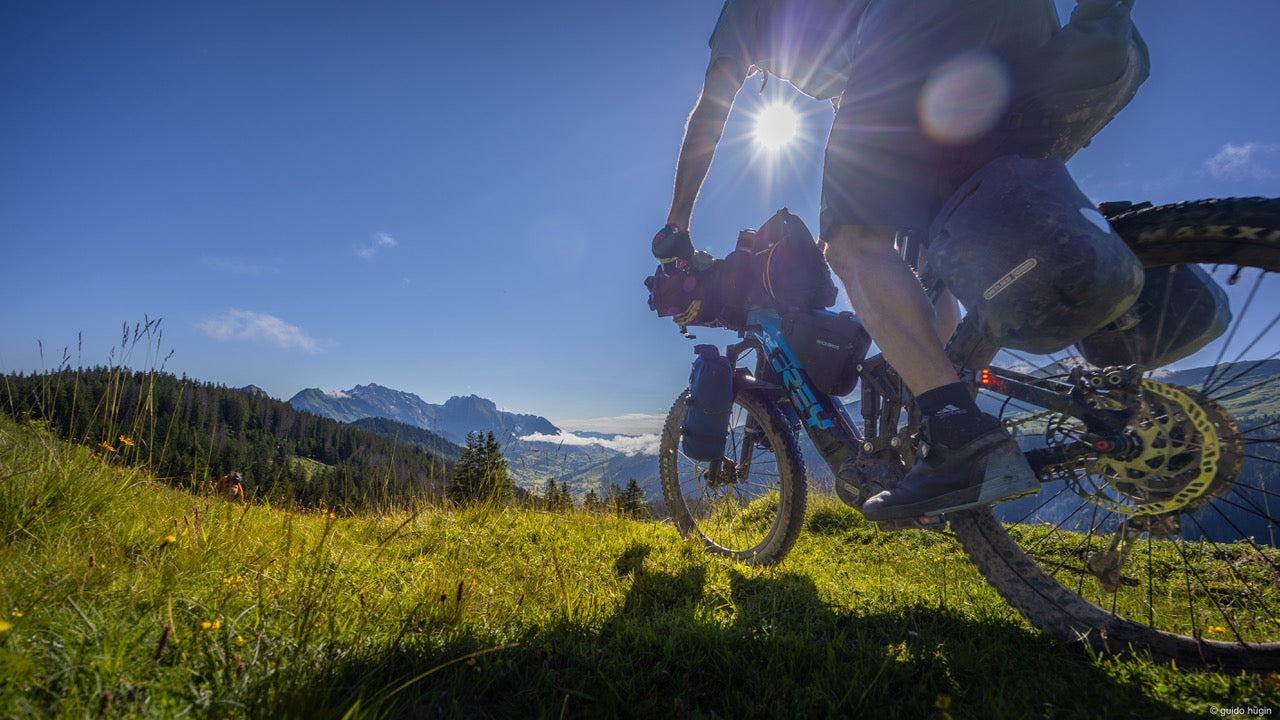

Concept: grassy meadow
[[1, 410, 1278, 719]]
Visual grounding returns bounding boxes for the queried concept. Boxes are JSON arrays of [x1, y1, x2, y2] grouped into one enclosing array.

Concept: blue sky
[[3, 1, 1279, 435]]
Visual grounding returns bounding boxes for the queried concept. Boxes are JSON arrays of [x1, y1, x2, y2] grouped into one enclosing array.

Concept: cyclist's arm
[[667, 55, 746, 231]]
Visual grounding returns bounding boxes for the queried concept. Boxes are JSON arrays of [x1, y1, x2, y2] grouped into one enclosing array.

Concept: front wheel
[[951, 197, 1280, 669], [659, 388, 807, 565]]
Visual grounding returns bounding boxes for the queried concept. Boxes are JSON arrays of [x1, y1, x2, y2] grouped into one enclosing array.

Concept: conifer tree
[[620, 478, 648, 519], [542, 478, 559, 509], [448, 431, 512, 504]]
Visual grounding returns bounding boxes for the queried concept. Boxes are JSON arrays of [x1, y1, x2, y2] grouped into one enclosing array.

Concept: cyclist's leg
[[822, 0, 1048, 520], [933, 288, 961, 345], [821, 227, 957, 395]]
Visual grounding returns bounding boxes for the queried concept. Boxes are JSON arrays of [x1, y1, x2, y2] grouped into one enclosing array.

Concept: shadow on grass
[[253, 542, 1204, 719]]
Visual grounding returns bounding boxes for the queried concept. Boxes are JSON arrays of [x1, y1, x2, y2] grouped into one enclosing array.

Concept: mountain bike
[[654, 197, 1280, 670]]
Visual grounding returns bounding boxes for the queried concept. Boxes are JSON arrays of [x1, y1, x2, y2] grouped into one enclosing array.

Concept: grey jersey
[[709, 0, 870, 100]]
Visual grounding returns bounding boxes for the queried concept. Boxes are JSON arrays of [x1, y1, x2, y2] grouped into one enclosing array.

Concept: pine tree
[[620, 478, 648, 519], [583, 488, 603, 513], [448, 431, 512, 504]]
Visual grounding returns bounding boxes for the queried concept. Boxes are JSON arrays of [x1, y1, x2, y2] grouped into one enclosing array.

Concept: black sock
[[917, 382, 980, 417], [917, 382, 993, 448]]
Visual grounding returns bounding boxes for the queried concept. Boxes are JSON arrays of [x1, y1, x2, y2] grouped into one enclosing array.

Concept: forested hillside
[[1, 368, 457, 511]]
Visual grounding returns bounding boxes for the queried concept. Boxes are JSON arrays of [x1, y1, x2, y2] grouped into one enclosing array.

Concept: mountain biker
[[657, 0, 1146, 521]]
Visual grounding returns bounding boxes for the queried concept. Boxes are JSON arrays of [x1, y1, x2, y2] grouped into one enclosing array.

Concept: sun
[[754, 102, 800, 151]]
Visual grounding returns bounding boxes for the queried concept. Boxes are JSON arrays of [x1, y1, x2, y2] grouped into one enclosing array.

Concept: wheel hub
[[1052, 379, 1243, 516]]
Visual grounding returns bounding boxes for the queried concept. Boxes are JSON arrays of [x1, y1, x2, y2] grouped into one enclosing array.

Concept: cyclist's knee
[[821, 225, 897, 272]]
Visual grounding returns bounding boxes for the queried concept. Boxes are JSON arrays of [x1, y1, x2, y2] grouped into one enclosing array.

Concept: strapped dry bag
[[1076, 263, 1231, 369], [682, 344, 734, 461], [718, 208, 839, 325], [927, 154, 1145, 354]]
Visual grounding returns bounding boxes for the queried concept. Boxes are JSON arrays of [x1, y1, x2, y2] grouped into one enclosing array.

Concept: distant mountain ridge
[[288, 383, 559, 444]]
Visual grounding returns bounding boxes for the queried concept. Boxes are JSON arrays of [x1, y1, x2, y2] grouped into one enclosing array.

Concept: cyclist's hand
[[652, 223, 693, 269]]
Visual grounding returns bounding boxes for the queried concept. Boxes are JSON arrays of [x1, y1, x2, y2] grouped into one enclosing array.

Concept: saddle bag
[[1076, 263, 1231, 369], [927, 155, 1145, 354]]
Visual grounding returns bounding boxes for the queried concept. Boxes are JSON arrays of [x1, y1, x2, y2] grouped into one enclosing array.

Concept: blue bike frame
[[737, 308, 872, 479]]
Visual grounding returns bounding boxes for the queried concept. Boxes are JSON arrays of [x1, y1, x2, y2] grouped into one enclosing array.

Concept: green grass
[[1, 415, 1277, 719]]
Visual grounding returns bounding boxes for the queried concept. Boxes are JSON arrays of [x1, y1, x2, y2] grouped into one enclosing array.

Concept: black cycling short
[[820, 0, 1057, 240]]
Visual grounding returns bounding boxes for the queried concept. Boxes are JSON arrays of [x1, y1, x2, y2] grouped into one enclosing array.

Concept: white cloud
[[355, 232, 398, 261], [518, 431, 662, 456], [557, 412, 667, 436], [197, 309, 322, 353], [1204, 142, 1278, 181]]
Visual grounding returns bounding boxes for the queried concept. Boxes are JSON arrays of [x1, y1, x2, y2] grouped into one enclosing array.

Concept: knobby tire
[[949, 197, 1280, 669], [660, 388, 807, 566]]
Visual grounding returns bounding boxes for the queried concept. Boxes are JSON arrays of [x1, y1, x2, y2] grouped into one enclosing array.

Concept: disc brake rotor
[[1089, 380, 1218, 515], [1046, 379, 1242, 517]]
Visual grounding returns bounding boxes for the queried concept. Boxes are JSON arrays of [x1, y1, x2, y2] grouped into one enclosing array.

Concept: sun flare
[[754, 103, 800, 151]]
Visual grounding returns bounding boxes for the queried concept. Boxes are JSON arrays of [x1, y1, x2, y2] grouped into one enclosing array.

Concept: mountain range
[[289, 384, 559, 445], [286, 360, 1280, 544]]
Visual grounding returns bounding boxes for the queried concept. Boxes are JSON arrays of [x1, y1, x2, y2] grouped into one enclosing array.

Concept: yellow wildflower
[[98, 441, 116, 452], [935, 693, 953, 720], [1206, 625, 1227, 634], [235, 635, 246, 647], [118, 436, 135, 447], [1263, 672, 1279, 691], [163, 535, 177, 545], [0, 620, 11, 632], [11, 611, 22, 618]]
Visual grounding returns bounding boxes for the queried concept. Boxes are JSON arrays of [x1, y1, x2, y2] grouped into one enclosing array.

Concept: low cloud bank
[[517, 432, 661, 456]]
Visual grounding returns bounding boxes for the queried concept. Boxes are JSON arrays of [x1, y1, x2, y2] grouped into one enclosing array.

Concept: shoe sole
[[863, 443, 1039, 521]]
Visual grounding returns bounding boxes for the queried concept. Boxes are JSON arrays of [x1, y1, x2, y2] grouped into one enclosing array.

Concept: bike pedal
[[873, 515, 947, 533]]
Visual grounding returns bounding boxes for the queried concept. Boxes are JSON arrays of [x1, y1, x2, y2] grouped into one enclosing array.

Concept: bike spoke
[[1009, 481, 1075, 526], [1232, 482, 1280, 502], [1183, 512, 1278, 643], [1200, 270, 1265, 394]]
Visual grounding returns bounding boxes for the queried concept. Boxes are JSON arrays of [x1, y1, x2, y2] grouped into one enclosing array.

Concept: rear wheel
[[950, 197, 1280, 669], [659, 388, 806, 566]]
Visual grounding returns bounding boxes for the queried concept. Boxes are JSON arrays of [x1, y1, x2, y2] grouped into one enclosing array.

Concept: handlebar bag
[[754, 209, 839, 312]]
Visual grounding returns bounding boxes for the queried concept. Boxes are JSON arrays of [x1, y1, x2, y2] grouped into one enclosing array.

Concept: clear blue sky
[[3, 1, 1279, 435]]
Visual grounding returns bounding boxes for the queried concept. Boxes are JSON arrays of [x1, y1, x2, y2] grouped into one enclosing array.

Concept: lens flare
[[919, 51, 1011, 145], [754, 103, 800, 151]]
